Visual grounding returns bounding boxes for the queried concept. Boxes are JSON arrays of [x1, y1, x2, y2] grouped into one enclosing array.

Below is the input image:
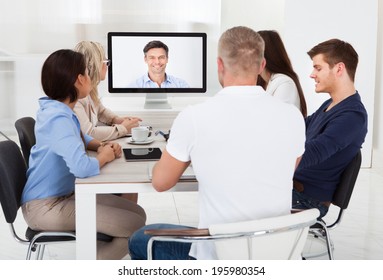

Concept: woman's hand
[[96, 144, 115, 167], [121, 117, 141, 133], [97, 142, 122, 158], [114, 116, 142, 124], [108, 142, 122, 158]]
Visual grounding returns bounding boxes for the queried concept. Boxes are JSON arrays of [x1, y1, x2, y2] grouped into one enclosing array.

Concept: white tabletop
[[75, 109, 199, 259]]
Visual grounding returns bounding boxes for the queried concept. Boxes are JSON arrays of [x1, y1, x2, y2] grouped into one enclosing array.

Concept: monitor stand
[[144, 93, 172, 109]]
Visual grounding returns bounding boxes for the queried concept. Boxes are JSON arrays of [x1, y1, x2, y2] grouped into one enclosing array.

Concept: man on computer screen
[[129, 40, 189, 88]]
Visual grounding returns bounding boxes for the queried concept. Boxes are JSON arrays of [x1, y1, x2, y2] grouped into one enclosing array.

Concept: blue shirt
[[294, 92, 368, 202], [130, 73, 189, 88], [21, 97, 100, 204]]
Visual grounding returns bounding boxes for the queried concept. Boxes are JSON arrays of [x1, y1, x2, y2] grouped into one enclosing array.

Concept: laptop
[[147, 162, 196, 181]]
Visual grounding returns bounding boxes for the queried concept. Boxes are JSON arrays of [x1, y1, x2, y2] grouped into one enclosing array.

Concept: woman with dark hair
[[257, 30, 307, 117], [21, 49, 146, 259]]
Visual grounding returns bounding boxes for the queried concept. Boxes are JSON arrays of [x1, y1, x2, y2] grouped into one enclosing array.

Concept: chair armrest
[[144, 228, 210, 236]]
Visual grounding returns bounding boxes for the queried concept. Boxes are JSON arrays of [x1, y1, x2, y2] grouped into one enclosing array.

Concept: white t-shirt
[[266, 73, 301, 111], [166, 85, 305, 259]]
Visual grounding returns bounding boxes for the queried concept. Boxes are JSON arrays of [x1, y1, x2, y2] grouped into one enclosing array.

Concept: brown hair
[[143, 40, 169, 57], [307, 38, 358, 82], [257, 30, 307, 117], [41, 49, 85, 103]]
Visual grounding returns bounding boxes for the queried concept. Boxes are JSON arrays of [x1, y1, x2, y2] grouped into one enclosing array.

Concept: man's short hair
[[143, 40, 169, 57], [307, 39, 358, 82], [218, 26, 264, 75]]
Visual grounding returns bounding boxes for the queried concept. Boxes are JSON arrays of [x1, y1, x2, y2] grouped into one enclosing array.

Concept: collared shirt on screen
[[130, 73, 189, 88]]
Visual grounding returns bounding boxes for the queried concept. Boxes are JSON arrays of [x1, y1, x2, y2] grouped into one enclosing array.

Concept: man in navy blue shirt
[[293, 39, 368, 218]]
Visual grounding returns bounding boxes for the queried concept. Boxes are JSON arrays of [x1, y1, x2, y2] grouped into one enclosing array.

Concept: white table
[[75, 110, 199, 260]]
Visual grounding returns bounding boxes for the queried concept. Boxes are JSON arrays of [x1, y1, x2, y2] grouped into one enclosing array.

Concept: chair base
[[302, 225, 334, 260]]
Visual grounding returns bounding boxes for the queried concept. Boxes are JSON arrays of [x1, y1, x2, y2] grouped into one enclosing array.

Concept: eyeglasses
[[103, 59, 111, 67]]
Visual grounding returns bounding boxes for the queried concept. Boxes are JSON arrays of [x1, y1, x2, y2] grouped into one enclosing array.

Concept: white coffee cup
[[131, 148, 153, 156], [131, 126, 150, 142]]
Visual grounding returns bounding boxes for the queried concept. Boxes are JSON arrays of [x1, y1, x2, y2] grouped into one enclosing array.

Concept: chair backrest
[[0, 140, 28, 224], [14, 117, 36, 167], [209, 208, 319, 260], [332, 150, 362, 209]]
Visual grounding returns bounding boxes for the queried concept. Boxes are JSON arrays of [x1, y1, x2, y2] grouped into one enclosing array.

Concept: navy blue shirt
[[294, 92, 368, 202]]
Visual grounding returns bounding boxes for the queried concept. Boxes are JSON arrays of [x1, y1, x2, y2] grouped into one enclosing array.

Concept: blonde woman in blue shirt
[[21, 49, 146, 259]]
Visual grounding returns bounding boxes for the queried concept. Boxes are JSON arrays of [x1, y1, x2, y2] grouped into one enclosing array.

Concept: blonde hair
[[218, 26, 264, 77], [74, 41, 105, 104]]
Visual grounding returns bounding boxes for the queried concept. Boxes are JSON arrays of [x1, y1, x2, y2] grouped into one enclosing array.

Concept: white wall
[[373, 3, 383, 168], [220, 0, 285, 32]]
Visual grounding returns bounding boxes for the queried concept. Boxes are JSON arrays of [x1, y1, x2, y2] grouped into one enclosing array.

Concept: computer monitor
[[107, 32, 207, 109]]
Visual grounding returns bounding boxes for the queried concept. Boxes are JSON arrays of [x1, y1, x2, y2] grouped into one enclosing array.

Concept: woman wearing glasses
[[74, 41, 141, 142], [74, 41, 141, 203]]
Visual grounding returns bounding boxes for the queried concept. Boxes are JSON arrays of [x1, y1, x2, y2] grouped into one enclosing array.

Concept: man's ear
[[335, 62, 346, 76], [217, 57, 224, 72]]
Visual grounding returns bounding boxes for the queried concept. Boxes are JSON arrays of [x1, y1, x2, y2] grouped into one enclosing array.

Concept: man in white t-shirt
[[128, 26, 306, 260]]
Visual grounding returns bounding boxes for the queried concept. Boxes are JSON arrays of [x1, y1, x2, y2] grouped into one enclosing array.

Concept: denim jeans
[[129, 223, 196, 260], [292, 189, 329, 219]]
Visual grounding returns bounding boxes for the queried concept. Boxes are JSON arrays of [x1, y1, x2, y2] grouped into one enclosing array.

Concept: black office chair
[[0, 140, 76, 259], [304, 150, 362, 260], [0, 140, 113, 259], [14, 117, 36, 167]]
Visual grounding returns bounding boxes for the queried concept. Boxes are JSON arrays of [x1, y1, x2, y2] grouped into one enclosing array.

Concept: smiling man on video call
[[129, 40, 189, 88]]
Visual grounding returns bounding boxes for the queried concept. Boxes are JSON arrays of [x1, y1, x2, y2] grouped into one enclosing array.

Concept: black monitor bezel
[[107, 32, 207, 94]]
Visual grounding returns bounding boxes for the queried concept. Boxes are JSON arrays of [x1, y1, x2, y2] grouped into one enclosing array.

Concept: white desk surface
[[75, 104, 200, 259]]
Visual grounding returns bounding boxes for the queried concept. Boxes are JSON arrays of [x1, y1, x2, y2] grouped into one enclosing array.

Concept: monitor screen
[[107, 32, 207, 94]]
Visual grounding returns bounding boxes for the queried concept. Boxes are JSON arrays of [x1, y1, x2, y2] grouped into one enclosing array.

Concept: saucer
[[127, 137, 155, 145]]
